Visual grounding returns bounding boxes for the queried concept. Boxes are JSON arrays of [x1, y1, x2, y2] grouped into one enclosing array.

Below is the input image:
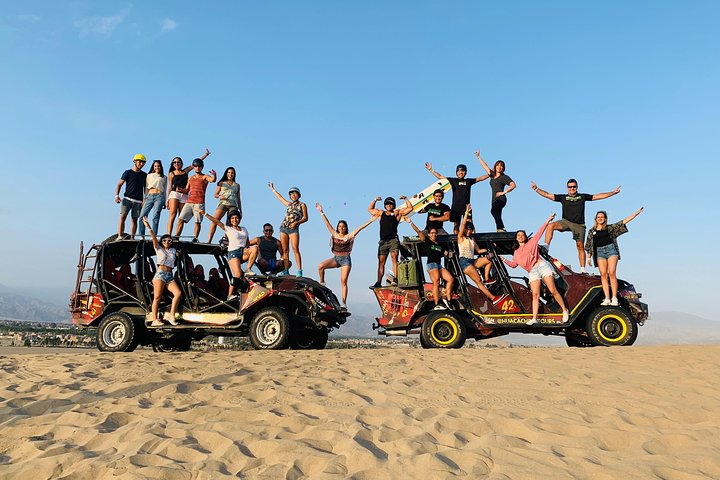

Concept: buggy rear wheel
[[96, 312, 139, 352], [585, 307, 637, 347], [565, 332, 594, 348], [421, 311, 467, 349], [152, 334, 193, 352], [291, 328, 329, 350]]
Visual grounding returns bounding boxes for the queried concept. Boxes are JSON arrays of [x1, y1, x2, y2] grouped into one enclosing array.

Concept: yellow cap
[[133, 153, 146, 162]]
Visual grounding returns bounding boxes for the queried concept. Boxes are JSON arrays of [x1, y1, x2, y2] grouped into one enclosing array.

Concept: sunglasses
[[172, 161, 181, 164], [567, 185, 578, 189], [264, 229, 273, 232]]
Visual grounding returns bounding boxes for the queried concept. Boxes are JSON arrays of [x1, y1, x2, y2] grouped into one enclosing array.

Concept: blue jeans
[[139, 194, 165, 235]]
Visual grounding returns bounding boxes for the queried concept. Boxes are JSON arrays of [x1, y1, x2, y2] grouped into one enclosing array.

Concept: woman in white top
[[139, 160, 168, 237], [142, 217, 182, 326], [457, 205, 501, 304], [203, 209, 255, 299]]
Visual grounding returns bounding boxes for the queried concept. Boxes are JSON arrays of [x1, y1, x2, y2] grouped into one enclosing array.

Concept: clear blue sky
[[0, 1, 717, 320]]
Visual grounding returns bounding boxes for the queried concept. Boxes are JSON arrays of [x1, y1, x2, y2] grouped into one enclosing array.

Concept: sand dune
[[1, 345, 719, 479]]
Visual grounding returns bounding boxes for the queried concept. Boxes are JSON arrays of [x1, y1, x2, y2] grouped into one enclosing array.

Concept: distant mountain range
[[2, 285, 717, 346], [0, 284, 68, 323]]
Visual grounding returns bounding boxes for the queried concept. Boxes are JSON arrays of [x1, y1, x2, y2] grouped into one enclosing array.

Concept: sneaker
[[496, 228, 506, 233], [610, 297, 619, 306], [150, 320, 164, 327], [278, 270, 290, 277], [433, 303, 446, 310], [580, 267, 587, 274], [227, 294, 239, 302], [192, 238, 199, 243], [562, 310, 569, 322], [116, 235, 123, 241], [601, 298, 611, 306], [371, 282, 382, 289], [492, 294, 507, 305], [526, 318, 538, 326], [483, 278, 497, 285], [297, 269, 303, 277]]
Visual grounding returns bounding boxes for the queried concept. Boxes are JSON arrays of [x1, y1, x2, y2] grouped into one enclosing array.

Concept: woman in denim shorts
[[316, 203, 378, 309], [405, 218, 454, 310], [585, 208, 644, 306], [142, 217, 182, 327], [202, 209, 252, 300], [207, 166, 242, 243], [269, 182, 308, 277], [457, 205, 502, 304], [502, 213, 569, 325]]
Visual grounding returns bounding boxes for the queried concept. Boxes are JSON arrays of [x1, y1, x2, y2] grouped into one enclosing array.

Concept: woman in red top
[[502, 213, 569, 325]]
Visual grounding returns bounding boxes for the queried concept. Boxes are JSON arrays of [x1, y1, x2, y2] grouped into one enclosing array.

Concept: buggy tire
[[585, 307, 637, 347], [249, 307, 291, 350], [291, 328, 329, 350], [421, 311, 467, 349], [565, 332, 594, 348], [419, 333, 431, 349], [97, 312, 138, 352]]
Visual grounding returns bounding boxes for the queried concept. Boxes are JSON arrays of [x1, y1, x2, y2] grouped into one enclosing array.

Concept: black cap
[[456, 164, 467, 172], [384, 197, 396, 206]]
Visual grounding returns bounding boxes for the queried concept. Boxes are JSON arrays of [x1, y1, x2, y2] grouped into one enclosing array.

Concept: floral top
[[585, 221, 628, 263]]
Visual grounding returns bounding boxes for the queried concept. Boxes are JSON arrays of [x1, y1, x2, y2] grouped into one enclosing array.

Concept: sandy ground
[[0, 345, 718, 479]]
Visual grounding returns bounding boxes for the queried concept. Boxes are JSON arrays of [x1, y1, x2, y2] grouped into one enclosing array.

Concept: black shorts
[[450, 208, 472, 223]]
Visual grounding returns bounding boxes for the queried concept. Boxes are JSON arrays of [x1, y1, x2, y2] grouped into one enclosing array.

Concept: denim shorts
[[529, 259, 555, 283], [228, 248, 244, 260], [427, 262, 441, 271], [262, 258, 278, 271], [120, 198, 142, 218], [459, 257, 474, 270], [596, 243, 619, 260], [280, 226, 298, 235], [153, 270, 174, 284], [334, 255, 351, 267]]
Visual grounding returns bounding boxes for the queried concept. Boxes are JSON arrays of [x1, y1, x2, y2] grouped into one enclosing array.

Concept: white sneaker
[[433, 303, 446, 310], [580, 267, 587, 274], [562, 310, 569, 322], [610, 297, 619, 306], [526, 318, 538, 325], [601, 298, 611, 306]]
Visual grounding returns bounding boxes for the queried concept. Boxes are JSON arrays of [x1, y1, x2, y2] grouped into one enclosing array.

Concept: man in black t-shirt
[[425, 161, 486, 232], [114, 153, 147, 240], [531, 178, 620, 273], [419, 190, 451, 235]]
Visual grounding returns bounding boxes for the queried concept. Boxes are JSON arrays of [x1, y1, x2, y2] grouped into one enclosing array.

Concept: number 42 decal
[[501, 299, 520, 313]]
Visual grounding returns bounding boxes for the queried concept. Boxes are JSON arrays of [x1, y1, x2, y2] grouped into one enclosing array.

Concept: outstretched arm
[[199, 148, 211, 161], [315, 203, 336, 235], [425, 162, 445, 180], [200, 210, 226, 231], [458, 204, 472, 239], [268, 182, 290, 206], [403, 216, 424, 241], [592, 185, 621, 201], [623, 207, 644, 225], [475, 150, 492, 176], [142, 217, 159, 249], [350, 215, 379, 237], [530, 181, 555, 201]]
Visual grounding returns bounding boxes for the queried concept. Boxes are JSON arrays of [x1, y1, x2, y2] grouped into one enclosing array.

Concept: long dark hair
[[150, 160, 165, 177], [218, 167, 236, 184], [492, 160, 506, 178], [171, 157, 183, 173], [512, 229, 527, 251], [336, 220, 348, 233]]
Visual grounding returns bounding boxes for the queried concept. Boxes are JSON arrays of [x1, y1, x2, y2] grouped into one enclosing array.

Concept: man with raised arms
[[531, 179, 620, 273], [425, 160, 485, 233]]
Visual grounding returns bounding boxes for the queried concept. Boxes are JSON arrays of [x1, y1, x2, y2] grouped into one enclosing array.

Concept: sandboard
[[406, 179, 451, 217]]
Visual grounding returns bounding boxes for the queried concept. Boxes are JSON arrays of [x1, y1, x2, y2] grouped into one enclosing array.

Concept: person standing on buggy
[[138, 160, 167, 237], [268, 183, 308, 277], [142, 217, 182, 327], [207, 166, 242, 243], [367, 195, 413, 288], [424, 161, 484, 233], [474, 149, 516, 232], [166, 149, 210, 235]]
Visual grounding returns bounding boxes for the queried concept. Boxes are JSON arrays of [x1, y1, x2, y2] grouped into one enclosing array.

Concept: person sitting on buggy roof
[[248, 223, 288, 275], [141, 216, 181, 327], [368, 195, 413, 288], [202, 209, 254, 300], [404, 216, 454, 310], [419, 189, 451, 236], [501, 213, 569, 326], [457, 205, 505, 305]]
